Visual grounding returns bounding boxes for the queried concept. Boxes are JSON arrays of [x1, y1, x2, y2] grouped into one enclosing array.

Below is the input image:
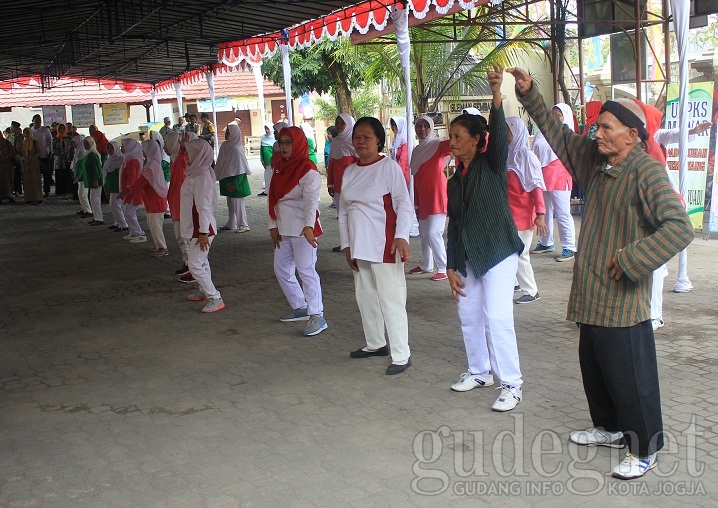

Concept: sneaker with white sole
[[279, 307, 310, 322], [532, 243, 554, 254], [202, 297, 225, 313], [303, 315, 328, 336], [556, 249, 575, 262], [515, 293, 540, 304], [130, 235, 147, 243], [187, 291, 207, 301], [612, 452, 657, 480], [451, 372, 494, 392], [651, 318, 664, 330], [569, 427, 626, 448], [237, 226, 251, 233], [491, 384, 522, 412], [152, 248, 169, 257], [123, 233, 137, 240]]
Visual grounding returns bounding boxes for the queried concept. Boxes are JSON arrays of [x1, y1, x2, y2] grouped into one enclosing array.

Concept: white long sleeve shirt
[[339, 157, 412, 263], [31, 126, 52, 158], [180, 171, 218, 239], [267, 171, 321, 237]]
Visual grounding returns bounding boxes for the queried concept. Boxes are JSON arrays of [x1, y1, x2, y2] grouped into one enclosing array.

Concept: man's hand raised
[[506, 68, 533, 95]]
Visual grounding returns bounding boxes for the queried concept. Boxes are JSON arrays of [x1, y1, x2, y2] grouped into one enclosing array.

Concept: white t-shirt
[[31, 125, 53, 158], [339, 157, 412, 263], [180, 170, 218, 238]]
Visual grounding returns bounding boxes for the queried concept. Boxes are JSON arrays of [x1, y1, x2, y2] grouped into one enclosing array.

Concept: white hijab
[[300, 122, 316, 146], [390, 116, 408, 160], [410, 115, 448, 175], [103, 141, 123, 177], [141, 139, 168, 198], [71, 134, 85, 168], [506, 117, 545, 193], [81, 135, 100, 161], [462, 108, 488, 123], [532, 103, 575, 167], [164, 132, 180, 162], [214, 123, 250, 180], [261, 125, 275, 147], [329, 114, 358, 160], [150, 130, 170, 163], [272, 121, 290, 157], [184, 139, 216, 181]]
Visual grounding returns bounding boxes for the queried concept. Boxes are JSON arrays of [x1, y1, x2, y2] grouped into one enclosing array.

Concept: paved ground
[[1, 156, 716, 507]]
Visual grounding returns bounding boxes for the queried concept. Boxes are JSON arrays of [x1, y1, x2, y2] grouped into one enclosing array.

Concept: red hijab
[[633, 99, 666, 166], [585, 101, 602, 130], [269, 126, 322, 236]]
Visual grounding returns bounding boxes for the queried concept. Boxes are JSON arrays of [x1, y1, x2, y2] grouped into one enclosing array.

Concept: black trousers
[[39, 157, 53, 195], [578, 321, 664, 456]]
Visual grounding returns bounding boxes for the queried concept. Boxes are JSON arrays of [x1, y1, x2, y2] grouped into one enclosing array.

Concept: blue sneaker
[[531, 243, 554, 253], [279, 307, 309, 322], [556, 249, 575, 262], [303, 315, 328, 336]]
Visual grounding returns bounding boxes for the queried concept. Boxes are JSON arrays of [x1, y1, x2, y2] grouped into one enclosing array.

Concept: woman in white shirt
[[269, 126, 327, 337], [339, 117, 413, 375]]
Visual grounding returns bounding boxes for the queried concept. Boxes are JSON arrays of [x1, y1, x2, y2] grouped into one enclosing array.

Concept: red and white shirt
[[268, 171, 321, 237], [339, 157, 413, 263]]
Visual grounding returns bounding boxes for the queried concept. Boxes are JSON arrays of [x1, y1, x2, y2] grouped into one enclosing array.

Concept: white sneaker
[[612, 452, 657, 480], [651, 318, 664, 330], [491, 384, 522, 412], [202, 297, 225, 313], [130, 235, 147, 243], [123, 233, 136, 240], [237, 226, 251, 233], [451, 372, 494, 392], [569, 427, 625, 448]]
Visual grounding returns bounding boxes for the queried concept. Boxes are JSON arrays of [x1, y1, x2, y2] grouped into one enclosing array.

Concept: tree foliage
[[314, 88, 382, 120], [337, 1, 546, 113], [261, 39, 372, 116]]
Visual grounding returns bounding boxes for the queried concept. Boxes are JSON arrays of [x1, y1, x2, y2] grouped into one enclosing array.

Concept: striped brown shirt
[[519, 86, 694, 327]]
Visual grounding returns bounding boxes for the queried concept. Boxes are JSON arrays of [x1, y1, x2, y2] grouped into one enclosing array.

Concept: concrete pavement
[[1, 157, 716, 507]]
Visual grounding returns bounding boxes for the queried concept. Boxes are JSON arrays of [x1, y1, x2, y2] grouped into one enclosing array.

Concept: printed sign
[[197, 97, 233, 112], [665, 82, 714, 229], [41, 105, 67, 125], [71, 103, 96, 128], [102, 103, 129, 125]]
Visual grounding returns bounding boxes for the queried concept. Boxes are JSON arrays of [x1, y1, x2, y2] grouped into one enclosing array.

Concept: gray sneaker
[[515, 293, 540, 304], [556, 249, 575, 262], [201, 298, 225, 313], [303, 315, 328, 336], [279, 307, 309, 322]]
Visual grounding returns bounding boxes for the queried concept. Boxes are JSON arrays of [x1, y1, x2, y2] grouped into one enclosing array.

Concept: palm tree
[[339, 2, 547, 114]]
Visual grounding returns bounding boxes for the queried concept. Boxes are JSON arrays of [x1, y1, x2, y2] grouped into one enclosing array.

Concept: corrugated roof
[[1, 0, 358, 86], [0, 70, 285, 107]]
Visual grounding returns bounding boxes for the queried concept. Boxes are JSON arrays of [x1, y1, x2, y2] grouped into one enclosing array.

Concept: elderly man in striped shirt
[[508, 67, 694, 480]]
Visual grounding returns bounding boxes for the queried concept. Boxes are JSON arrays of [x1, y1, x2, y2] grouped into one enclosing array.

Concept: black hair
[[353, 117, 386, 152], [450, 113, 488, 151], [326, 126, 339, 138], [32, 114, 41, 122]]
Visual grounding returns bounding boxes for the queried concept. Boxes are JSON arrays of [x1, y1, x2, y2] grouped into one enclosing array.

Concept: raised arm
[[507, 67, 598, 191]]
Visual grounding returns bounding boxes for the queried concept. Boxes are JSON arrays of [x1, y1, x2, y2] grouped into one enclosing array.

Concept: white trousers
[[541, 189, 576, 251], [124, 201, 144, 236], [109, 193, 127, 228], [417, 213, 447, 273], [78, 181, 92, 213], [188, 236, 220, 300], [173, 220, 189, 264], [456, 255, 522, 387], [225, 197, 248, 229], [516, 229, 538, 296], [651, 265, 668, 320], [263, 167, 273, 191], [354, 256, 410, 362], [274, 236, 324, 316], [89, 187, 103, 221], [147, 212, 167, 250]]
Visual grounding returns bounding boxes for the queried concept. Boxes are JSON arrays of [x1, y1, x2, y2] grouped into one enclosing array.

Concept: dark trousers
[[39, 157, 53, 195], [578, 321, 664, 457], [13, 162, 22, 195]]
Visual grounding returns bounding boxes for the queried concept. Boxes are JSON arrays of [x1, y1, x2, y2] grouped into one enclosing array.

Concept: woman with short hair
[[339, 117, 413, 375]]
